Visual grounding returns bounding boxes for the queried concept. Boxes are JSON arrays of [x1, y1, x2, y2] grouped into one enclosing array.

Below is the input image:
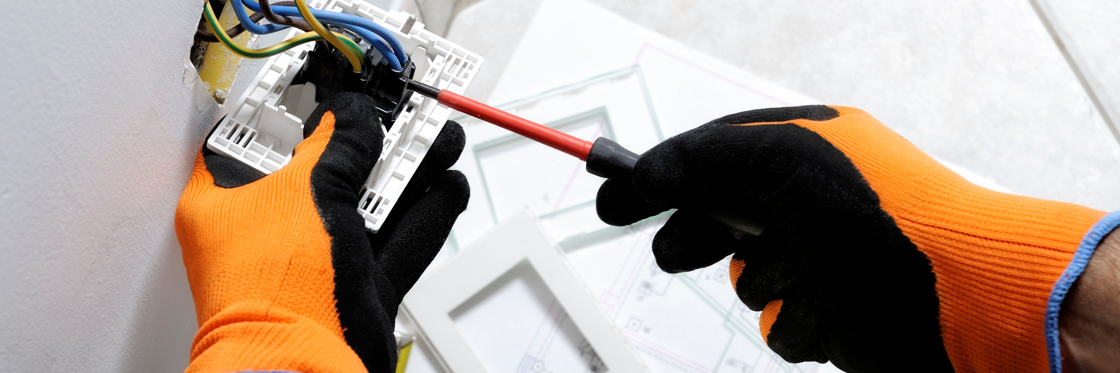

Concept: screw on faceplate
[[402, 14, 417, 34]]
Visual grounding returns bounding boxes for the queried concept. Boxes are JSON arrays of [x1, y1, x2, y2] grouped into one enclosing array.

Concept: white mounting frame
[[401, 209, 648, 373], [205, 0, 483, 232]]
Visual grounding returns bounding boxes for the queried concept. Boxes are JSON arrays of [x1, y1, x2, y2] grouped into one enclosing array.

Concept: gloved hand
[[176, 92, 469, 372], [596, 105, 1118, 372]]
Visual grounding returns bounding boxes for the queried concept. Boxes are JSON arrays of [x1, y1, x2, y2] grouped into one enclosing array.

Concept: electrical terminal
[[205, 0, 483, 233]]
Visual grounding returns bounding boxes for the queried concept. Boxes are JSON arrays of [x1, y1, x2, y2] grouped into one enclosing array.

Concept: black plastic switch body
[[292, 36, 415, 129]]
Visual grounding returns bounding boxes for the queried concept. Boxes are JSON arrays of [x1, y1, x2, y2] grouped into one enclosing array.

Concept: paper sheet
[[431, 1, 827, 371], [450, 67, 662, 251], [452, 261, 606, 373], [402, 1, 1011, 372], [443, 67, 822, 373]]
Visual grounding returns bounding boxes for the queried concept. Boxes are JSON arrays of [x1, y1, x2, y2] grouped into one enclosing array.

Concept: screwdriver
[[406, 80, 767, 238]]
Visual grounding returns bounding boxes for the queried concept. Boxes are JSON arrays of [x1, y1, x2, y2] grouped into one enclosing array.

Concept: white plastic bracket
[[401, 209, 649, 372], [205, 0, 483, 232]]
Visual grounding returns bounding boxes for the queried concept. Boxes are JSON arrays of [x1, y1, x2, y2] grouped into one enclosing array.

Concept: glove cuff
[[1044, 211, 1120, 373], [891, 178, 1106, 373], [792, 108, 1106, 372]]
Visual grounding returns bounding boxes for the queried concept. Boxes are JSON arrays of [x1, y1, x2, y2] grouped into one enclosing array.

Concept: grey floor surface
[[444, 0, 1120, 211]]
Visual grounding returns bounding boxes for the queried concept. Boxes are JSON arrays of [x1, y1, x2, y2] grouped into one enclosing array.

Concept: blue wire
[[304, 11, 409, 64], [239, 0, 409, 64], [232, 0, 401, 70], [323, 21, 402, 71], [230, 0, 289, 34]]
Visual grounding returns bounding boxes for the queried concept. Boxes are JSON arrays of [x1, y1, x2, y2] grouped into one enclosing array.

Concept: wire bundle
[[202, 0, 407, 72]]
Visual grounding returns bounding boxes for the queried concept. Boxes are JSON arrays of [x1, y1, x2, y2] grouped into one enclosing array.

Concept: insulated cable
[[203, 1, 363, 60], [293, 0, 364, 72], [317, 20, 401, 70], [241, 0, 402, 71], [259, 0, 312, 32], [267, 0, 398, 69], [231, 0, 289, 35], [319, 21, 401, 71], [239, 0, 408, 65], [194, 12, 265, 42]]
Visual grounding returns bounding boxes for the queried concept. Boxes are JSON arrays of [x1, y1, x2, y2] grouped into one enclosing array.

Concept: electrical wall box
[[206, 0, 483, 233]]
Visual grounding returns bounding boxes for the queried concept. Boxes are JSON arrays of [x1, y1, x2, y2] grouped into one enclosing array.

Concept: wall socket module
[[206, 0, 483, 233]]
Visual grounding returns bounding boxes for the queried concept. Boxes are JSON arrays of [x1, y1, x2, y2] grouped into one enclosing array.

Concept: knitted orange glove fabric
[[741, 107, 1105, 372], [595, 105, 1114, 372], [178, 114, 367, 372], [176, 93, 469, 372]]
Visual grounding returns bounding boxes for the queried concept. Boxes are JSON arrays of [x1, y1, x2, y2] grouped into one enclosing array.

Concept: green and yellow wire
[[293, 0, 363, 72], [203, 1, 364, 70]]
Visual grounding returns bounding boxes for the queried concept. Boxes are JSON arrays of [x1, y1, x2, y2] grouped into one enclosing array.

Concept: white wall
[[0, 1, 218, 371]]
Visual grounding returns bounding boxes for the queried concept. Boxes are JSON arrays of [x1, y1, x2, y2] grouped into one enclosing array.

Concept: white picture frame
[[401, 209, 648, 373]]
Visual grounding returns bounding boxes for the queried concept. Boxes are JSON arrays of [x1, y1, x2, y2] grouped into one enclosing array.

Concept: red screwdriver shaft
[[414, 84, 594, 161], [405, 80, 768, 238]]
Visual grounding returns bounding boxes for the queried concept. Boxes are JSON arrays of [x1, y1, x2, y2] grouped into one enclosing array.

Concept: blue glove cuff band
[[1046, 210, 1120, 373]]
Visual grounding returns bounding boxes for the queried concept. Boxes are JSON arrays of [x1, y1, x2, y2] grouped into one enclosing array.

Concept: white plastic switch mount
[[205, 0, 483, 233]]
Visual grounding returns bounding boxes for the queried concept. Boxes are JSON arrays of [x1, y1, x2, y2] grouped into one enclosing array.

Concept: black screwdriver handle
[[585, 137, 640, 179], [585, 138, 767, 239]]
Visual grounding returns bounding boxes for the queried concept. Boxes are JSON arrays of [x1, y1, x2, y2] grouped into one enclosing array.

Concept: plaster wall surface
[[0, 0, 215, 371]]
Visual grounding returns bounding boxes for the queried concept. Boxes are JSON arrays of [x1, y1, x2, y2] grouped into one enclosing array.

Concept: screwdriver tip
[[407, 80, 441, 99]]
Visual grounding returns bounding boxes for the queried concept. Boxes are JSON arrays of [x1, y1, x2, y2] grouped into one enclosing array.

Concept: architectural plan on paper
[[441, 67, 821, 373], [449, 67, 663, 252], [403, 1, 1009, 372], [396, 0, 833, 372], [452, 261, 607, 373], [565, 218, 809, 373]]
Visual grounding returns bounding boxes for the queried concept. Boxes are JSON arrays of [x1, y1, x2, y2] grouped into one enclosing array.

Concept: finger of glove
[[596, 178, 668, 226], [629, 105, 840, 210], [596, 105, 837, 223], [374, 120, 466, 234], [650, 209, 740, 273], [760, 289, 827, 364], [367, 120, 465, 260], [730, 230, 802, 311], [287, 92, 384, 187], [411, 120, 466, 186], [288, 93, 389, 373], [818, 314, 879, 373], [707, 104, 841, 126], [373, 171, 470, 306]]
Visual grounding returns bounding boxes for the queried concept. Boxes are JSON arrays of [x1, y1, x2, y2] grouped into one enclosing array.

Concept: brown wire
[[260, 0, 313, 32], [194, 1, 336, 55], [195, 12, 266, 42], [193, 1, 310, 43], [267, 1, 330, 52]]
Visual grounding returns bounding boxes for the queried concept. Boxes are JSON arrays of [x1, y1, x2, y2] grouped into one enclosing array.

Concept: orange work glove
[[595, 105, 1120, 372], [176, 93, 469, 372]]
